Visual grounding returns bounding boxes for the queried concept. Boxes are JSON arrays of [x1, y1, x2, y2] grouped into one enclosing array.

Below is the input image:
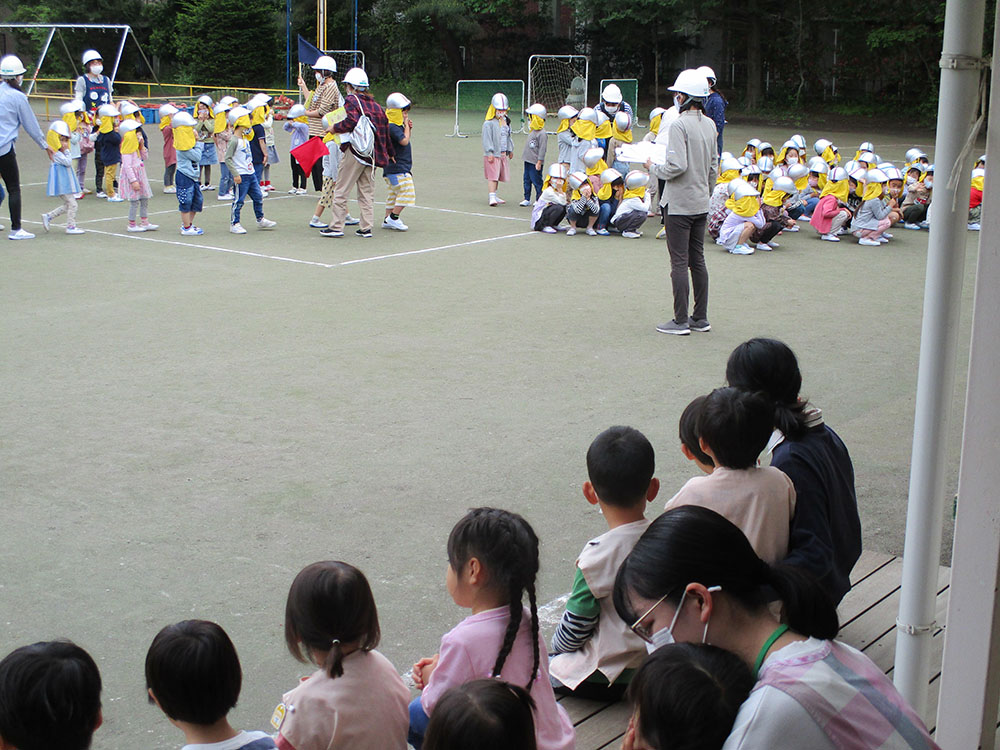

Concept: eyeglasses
[[629, 590, 676, 643]]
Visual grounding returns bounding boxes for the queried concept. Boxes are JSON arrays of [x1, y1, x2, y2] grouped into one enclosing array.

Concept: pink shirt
[[422, 606, 575, 750], [666, 466, 796, 563]]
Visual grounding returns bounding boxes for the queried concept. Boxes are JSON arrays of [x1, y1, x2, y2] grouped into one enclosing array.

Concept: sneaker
[[288, 187, 298, 194], [656, 319, 690, 335], [217, 192, 233, 201], [729, 244, 755, 254], [230, 223, 247, 234], [180, 225, 204, 236], [858, 237, 881, 246], [489, 195, 499, 207], [904, 222, 922, 230], [308, 217, 329, 228], [656, 227, 666, 239], [756, 243, 773, 251], [82, 188, 93, 195], [319, 227, 343, 237], [566, 227, 577, 236], [41, 213, 51, 232], [919, 220, 930, 229], [968, 222, 981, 231], [767, 241, 780, 249], [542, 226, 557, 234], [622, 231, 641, 239], [127, 223, 146, 232], [141, 222, 159, 231], [356, 228, 373, 238], [163, 185, 177, 194], [65, 226, 85, 235], [8, 228, 35, 240], [296, 188, 308, 195], [595, 228, 610, 236], [878, 236, 890, 244], [785, 224, 800, 232], [882, 232, 893, 239], [95, 191, 107, 198], [73, 192, 84, 200], [799, 215, 812, 222], [690, 318, 711, 332], [382, 216, 408, 231], [345, 215, 360, 226], [495, 197, 506, 205], [820, 234, 840, 242], [257, 218, 276, 229], [519, 199, 531, 207], [202, 184, 215, 191], [586, 228, 598, 236], [107, 195, 124, 202]]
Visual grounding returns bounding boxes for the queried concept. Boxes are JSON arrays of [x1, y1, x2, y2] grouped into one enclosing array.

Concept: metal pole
[[285, 0, 291, 90], [353, 0, 358, 63], [893, 0, 987, 717], [26, 27, 56, 96], [110, 26, 129, 85]]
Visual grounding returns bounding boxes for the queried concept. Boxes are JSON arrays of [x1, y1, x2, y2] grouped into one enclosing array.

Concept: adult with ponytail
[[276, 560, 409, 750], [613, 506, 940, 750], [726, 337, 861, 603], [409, 507, 573, 750]]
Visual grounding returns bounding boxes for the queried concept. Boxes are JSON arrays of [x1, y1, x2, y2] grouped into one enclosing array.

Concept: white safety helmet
[[567, 171, 588, 190], [625, 170, 649, 189], [48, 120, 72, 138], [781, 139, 797, 152], [772, 176, 797, 195], [220, 95, 239, 107], [159, 103, 179, 118], [0, 54, 26, 77], [97, 103, 120, 118], [312, 55, 338, 73], [577, 107, 598, 124], [594, 110, 609, 128], [790, 133, 806, 150], [768, 167, 785, 182], [600, 167, 623, 184], [601, 83, 623, 104], [787, 163, 809, 181], [733, 180, 760, 200], [583, 147, 605, 168], [883, 166, 903, 181], [859, 151, 876, 164], [197, 94, 214, 109], [526, 102, 547, 117], [548, 163, 567, 179], [814, 138, 833, 155], [213, 101, 232, 116], [558, 105, 579, 120], [81, 49, 102, 66], [746, 138, 761, 149], [613, 111, 631, 131], [756, 156, 774, 173], [171, 111, 196, 128], [806, 156, 829, 174], [976, 153, 986, 164], [225, 107, 249, 126], [758, 141, 774, 154], [286, 103, 306, 119], [648, 106, 665, 122], [849, 167, 868, 182], [842, 160, 859, 175], [490, 92, 509, 111], [343, 67, 369, 88], [119, 119, 140, 134], [727, 178, 748, 196], [721, 151, 734, 161], [667, 69, 710, 99], [828, 167, 848, 182], [60, 99, 85, 115], [387, 92, 412, 109], [741, 164, 762, 178], [866, 168, 888, 183], [696, 65, 716, 84], [927, 164, 935, 172], [720, 156, 742, 173], [119, 101, 139, 116], [858, 141, 875, 153]]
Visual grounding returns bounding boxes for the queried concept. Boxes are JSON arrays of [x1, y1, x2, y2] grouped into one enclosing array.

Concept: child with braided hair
[[409, 507, 574, 750]]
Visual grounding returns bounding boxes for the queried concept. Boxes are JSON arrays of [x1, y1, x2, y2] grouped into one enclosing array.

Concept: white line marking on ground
[[73, 193, 298, 224], [337, 232, 534, 266]]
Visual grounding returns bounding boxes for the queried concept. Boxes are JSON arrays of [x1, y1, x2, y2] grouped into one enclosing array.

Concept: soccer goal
[[327, 50, 365, 74], [599, 78, 639, 121], [449, 79, 525, 137], [527, 55, 589, 115]]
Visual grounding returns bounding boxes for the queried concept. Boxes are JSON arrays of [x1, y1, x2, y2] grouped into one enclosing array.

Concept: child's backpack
[[349, 94, 376, 164]]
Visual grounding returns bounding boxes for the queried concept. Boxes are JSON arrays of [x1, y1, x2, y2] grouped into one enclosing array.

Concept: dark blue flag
[[297, 35, 324, 66]]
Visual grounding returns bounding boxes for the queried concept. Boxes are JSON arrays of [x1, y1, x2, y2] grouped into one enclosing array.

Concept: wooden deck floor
[[566, 551, 950, 749]]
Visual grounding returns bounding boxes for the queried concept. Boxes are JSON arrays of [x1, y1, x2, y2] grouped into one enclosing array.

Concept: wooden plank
[[558, 695, 615, 724], [850, 550, 897, 585], [864, 582, 949, 674], [571, 701, 632, 749], [838, 558, 904, 627]]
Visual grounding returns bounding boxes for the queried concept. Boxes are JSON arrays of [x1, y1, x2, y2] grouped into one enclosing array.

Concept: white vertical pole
[[25, 27, 56, 97], [935, 6, 1000, 744], [893, 0, 987, 716], [110, 26, 128, 86]]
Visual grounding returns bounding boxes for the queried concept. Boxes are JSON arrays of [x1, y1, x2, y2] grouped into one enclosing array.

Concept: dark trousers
[[291, 160, 307, 189], [0, 149, 22, 230], [665, 212, 709, 324], [751, 220, 784, 244], [310, 159, 323, 191], [903, 204, 927, 224], [523, 161, 543, 200], [533, 203, 567, 230], [612, 209, 646, 234]]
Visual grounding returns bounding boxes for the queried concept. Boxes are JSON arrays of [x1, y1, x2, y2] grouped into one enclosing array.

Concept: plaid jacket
[[334, 91, 395, 168]]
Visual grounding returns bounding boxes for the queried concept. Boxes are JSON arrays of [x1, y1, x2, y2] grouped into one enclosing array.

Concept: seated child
[[884, 168, 905, 228], [274, 561, 409, 750], [708, 157, 744, 241], [424, 679, 537, 750], [565, 171, 599, 236], [147, 620, 276, 750], [852, 169, 891, 246], [0, 640, 103, 750], [410, 508, 573, 750], [623, 644, 754, 750], [756, 176, 798, 249], [549, 426, 659, 700], [810, 167, 852, 242], [665, 386, 796, 563], [784, 163, 810, 220], [969, 167, 984, 230], [596, 167, 623, 235], [520, 103, 548, 206], [678, 394, 714, 473], [610, 170, 651, 238], [718, 180, 768, 256], [607, 111, 633, 174], [532, 164, 568, 233], [902, 165, 932, 229]]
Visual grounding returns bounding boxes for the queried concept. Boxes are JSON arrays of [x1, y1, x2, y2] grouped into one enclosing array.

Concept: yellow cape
[[159, 115, 171, 131], [46, 129, 63, 151], [528, 114, 545, 131], [595, 120, 613, 139], [725, 195, 759, 218], [862, 182, 883, 201], [649, 114, 662, 133], [972, 175, 985, 191], [556, 117, 572, 133], [820, 178, 849, 202], [251, 105, 267, 126], [821, 146, 838, 165], [121, 130, 140, 154], [213, 112, 229, 134], [716, 168, 739, 185], [793, 175, 808, 191], [386, 108, 404, 126], [485, 104, 507, 121], [762, 187, 786, 207], [571, 120, 596, 141], [99, 116, 114, 134], [611, 123, 633, 143], [62, 112, 78, 132], [173, 125, 196, 151], [623, 186, 646, 200]]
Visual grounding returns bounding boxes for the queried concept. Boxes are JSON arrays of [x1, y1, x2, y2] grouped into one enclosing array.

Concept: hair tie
[[331, 639, 340, 647]]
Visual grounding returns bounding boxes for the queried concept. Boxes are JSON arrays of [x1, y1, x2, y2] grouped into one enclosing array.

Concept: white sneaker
[[622, 231, 641, 239], [308, 217, 328, 228], [785, 224, 800, 232], [65, 226, 85, 235], [107, 195, 124, 202], [217, 192, 233, 201], [288, 187, 298, 194], [968, 222, 981, 231], [542, 226, 557, 233], [344, 215, 360, 226], [495, 197, 506, 205], [904, 223, 921, 230], [918, 220, 930, 229], [820, 234, 840, 242], [858, 237, 881, 246], [257, 218, 276, 229], [73, 192, 83, 200], [519, 199, 531, 207], [202, 184, 215, 191], [488, 194, 499, 206], [95, 191, 107, 198], [127, 224, 146, 232], [180, 225, 204, 236], [586, 228, 597, 236], [656, 227, 666, 239], [756, 243, 772, 251], [41, 213, 51, 232], [566, 227, 577, 236], [297, 188, 307, 195], [882, 232, 893, 239], [767, 239, 780, 247], [878, 237, 890, 243], [729, 244, 755, 255], [230, 223, 247, 234], [163, 185, 177, 194], [8, 228, 35, 240], [382, 216, 408, 231], [141, 222, 159, 231]]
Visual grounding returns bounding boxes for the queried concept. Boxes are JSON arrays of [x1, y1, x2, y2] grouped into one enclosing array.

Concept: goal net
[[449, 79, 525, 137], [527, 55, 589, 116], [599, 78, 639, 122], [327, 50, 365, 75]]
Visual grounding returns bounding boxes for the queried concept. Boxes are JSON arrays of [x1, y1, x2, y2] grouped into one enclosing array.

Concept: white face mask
[[315, 72, 323, 82], [924, 178, 934, 188], [786, 155, 798, 164], [673, 94, 684, 109], [605, 103, 619, 113], [643, 586, 720, 653], [90, 63, 103, 76]]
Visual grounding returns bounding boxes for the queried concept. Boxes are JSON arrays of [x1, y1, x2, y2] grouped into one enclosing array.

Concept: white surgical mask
[[90, 63, 103, 75], [315, 72, 323, 82], [786, 155, 798, 164], [605, 103, 619, 113], [644, 586, 720, 653], [673, 94, 684, 109]]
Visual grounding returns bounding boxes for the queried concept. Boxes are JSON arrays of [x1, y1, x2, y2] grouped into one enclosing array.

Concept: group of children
[[1, 377, 820, 750]]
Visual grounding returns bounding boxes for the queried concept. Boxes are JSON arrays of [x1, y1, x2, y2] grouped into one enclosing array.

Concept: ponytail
[[761, 562, 839, 639], [323, 639, 345, 679]]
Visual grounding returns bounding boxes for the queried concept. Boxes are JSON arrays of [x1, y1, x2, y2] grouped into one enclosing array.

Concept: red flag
[[291, 136, 329, 175]]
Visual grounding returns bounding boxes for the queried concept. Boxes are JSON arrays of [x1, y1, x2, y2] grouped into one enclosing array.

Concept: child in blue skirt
[[40, 121, 85, 235]]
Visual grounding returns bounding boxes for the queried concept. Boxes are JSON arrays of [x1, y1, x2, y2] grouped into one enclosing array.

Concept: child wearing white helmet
[[532, 163, 569, 233], [565, 171, 600, 235], [968, 167, 984, 231], [698, 65, 727, 156], [40, 121, 86, 235], [718, 180, 765, 255], [852, 169, 892, 245], [224, 107, 276, 234], [283, 103, 310, 194], [810, 167, 852, 242], [607, 110, 633, 174], [483, 92, 514, 206], [382, 92, 415, 231], [95, 104, 123, 201], [707, 156, 743, 240], [118, 119, 158, 232], [159, 103, 179, 194], [756, 176, 799, 249], [568, 107, 599, 175], [556, 105, 578, 171], [519, 103, 548, 206], [172, 111, 205, 235], [212, 101, 235, 200], [58, 100, 87, 198], [610, 170, 651, 238], [194, 95, 217, 190]]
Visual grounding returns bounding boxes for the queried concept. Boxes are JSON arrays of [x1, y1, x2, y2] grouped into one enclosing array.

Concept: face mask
[[90, 64, 103, 76], [605, 103, 619, 113], [315, 72, 323, 82], [786, 155, 798, 164], [673, 94, 684, 109], [643, 586, 720, 653], [925, 178, 934, 188]]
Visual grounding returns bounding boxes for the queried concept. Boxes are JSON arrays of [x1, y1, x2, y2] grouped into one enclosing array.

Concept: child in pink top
[[410, 508, 574, 750]]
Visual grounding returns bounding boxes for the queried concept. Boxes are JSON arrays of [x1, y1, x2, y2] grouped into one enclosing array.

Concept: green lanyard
[[754, 624, 790, 676]]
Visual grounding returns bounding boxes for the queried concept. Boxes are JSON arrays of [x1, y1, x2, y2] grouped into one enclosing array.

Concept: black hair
[[145, 620, 242, 725], [0, 640, 102, 750], [613, 506, 838, 639], [424, 679, 537, 750], [447, 507, 541, 688], [1, 77, 22, 92], [760, 147, 775, 156], [697, 387, 773, 469], [678, 396, 714, 468], [627, 643, 754, 750], [586, 426, 655, 508], [725, 338, 811, 440], [284, 561, 381, 679]]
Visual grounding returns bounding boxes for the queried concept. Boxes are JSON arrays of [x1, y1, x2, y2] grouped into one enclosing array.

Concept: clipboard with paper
[[615, 141, 667, 165]]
